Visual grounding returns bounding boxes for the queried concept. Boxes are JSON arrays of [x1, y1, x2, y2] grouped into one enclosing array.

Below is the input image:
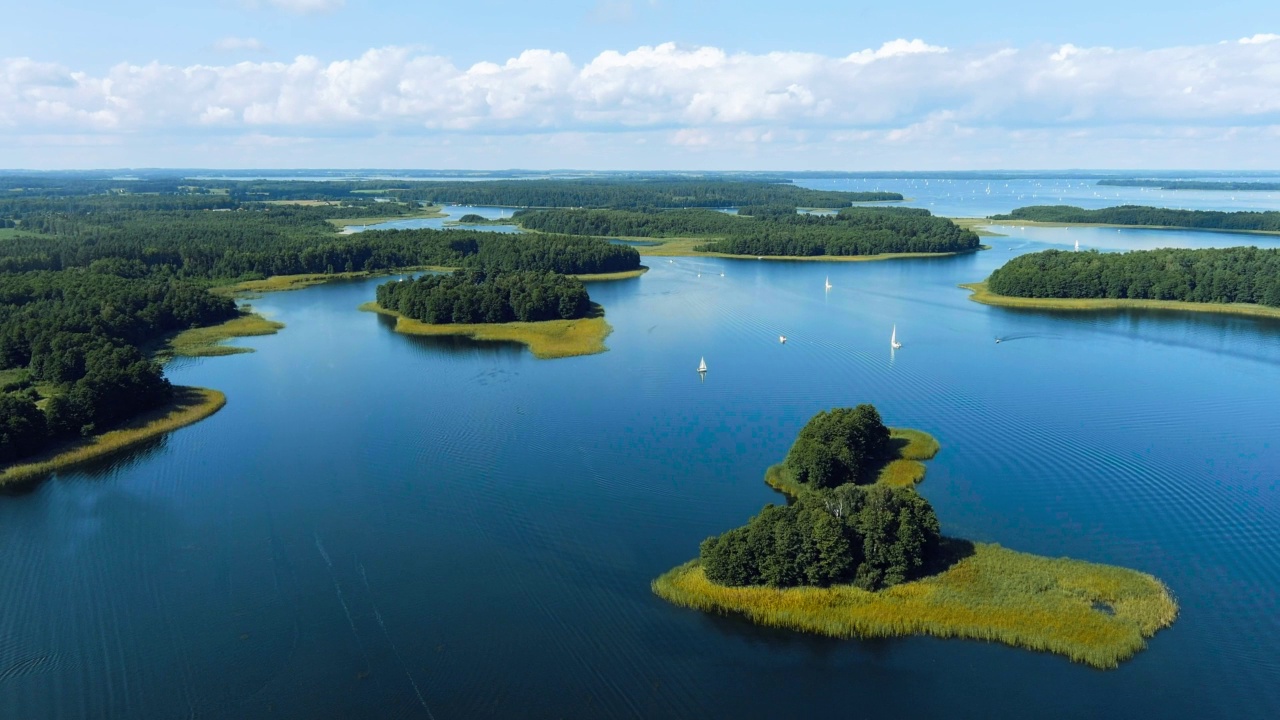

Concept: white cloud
[[3, 36, 1280, 167], [212, 37, 268, 53], [1238, 33, 1280, 44]]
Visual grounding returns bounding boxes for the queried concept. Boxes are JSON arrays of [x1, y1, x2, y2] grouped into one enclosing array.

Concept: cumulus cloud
[[2, 36, 1279, 150], [212, 37, 268, 53], [1238, 33, 1280, 44]]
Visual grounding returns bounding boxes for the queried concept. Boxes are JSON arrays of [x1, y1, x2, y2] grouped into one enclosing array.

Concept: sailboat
[[779, 335, 787, 344], [1074, 238, 1080, 251], [697, 356, 707, 374], [891, 325, 902, 350], [825, 276, 832, 290]]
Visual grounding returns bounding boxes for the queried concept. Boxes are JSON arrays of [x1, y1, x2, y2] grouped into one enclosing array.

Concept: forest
[[1097, 180, 1280, 191], [0, 187, 638, 467], [376, 270, 591, 325], [0, 269, 237, 463], [986, 248, 1280, 307], [991, 205, 1280, 232], [699, 405, 941, 590], [515, 206, 980, 257]]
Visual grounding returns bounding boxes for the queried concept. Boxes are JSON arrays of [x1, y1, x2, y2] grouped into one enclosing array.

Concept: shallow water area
[[2, 208, 1280, 717]]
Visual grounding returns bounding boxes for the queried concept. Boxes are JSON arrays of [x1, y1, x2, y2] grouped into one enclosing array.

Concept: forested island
[[516, 206, 981, 259], [653, 405, 1178, 669], [990, 205, 1280, 233], [963, 247, 1280, 318], [1098, 179, 1280, 192], [364, 271, 609, 359]]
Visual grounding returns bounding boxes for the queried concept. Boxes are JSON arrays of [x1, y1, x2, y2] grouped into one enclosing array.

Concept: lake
[[2, 222, 1280, 716]]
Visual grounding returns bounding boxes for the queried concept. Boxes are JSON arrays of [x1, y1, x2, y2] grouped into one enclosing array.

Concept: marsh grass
[[360, 302, 613, 359], [155, 310, 284, 358], [571, 267, 650, 282], [0, 387, 226, 487], [326, 206, 446, 228], [961, 282, 1280, 320], [651, 542, 1178, 670]]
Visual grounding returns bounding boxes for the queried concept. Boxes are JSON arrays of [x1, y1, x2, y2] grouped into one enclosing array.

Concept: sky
[[2, 0, 1279, 170]]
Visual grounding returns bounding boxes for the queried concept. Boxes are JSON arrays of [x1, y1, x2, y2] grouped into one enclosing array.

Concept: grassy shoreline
[[961, 282, 1280, 320], [656, 424, 1178, 669], [328, 205, 447, 228], [0, 387, 226, 488], [980, 218, 1280, 237], [220, 266, 647, 296], [360, 302, 613, 359], [153, 310, 285, 359]]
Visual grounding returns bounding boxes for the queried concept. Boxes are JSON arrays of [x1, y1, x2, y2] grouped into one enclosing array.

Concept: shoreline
[[0, 387, 226, 488], [328, 205, 447, 228], [961, 281, 1280, 320], [360, 302, 613, 359], [978, 218, 1280, 237], [152, 309, 285, 359], [220, 265, 647, 296], [625, 235, 988, 261]]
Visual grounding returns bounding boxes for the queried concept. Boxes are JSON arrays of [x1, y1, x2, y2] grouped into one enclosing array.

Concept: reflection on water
[[1, 204, 1279, 717]]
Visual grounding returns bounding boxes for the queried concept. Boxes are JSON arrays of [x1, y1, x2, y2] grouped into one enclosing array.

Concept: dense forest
[[0, 269, 237, 463], [376, 270, 591, 324], [700, 405, 941, 590], [515, 206, 980, 257], [1097, 180, 1280, 191], [986, 248, 1280, 307], [991, 205, 1280, 232]]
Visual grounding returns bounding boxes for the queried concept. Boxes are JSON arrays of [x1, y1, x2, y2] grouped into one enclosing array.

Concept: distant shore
[[0, 387, 226, 488], [360, 301, 613, 359], [625, 236, 988, 261], [977, 219, 1280, 236], [961, 282, 1280, 320]]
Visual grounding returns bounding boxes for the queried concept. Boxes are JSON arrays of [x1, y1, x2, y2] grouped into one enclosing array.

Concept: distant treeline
[[391, 180, 901, 209], [376, 270, 591, 325], [0, 269, 237, 463], [515, 206, 978, 257], [991, 205, 1280, 232], [987, 248, 1280, 307], [1097, 180, 1280, 192], [700, 405, 941, 590]]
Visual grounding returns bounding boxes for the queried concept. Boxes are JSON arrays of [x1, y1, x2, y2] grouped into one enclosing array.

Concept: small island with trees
[[652, 404, 1178, 669], [362, 270, 613, 359], [963, 247, 1280, 319]]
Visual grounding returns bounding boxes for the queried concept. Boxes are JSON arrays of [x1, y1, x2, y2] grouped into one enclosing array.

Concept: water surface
[[2, 229, 1279, 717]]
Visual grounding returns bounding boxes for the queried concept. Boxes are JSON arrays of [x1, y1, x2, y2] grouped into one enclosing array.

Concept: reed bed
[[652, 543, 1178, 670], [359, 302, 613, 359], [962, 282, 1280, 320], [0, 387, 226, 487], [158, 311, 284, 358]]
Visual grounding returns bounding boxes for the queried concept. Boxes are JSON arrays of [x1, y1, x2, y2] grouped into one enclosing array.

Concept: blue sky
[[2, 0, 1279, 169]]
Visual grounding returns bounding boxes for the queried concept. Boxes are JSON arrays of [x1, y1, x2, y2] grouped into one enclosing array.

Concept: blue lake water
[[2, 218, 1280, 716]]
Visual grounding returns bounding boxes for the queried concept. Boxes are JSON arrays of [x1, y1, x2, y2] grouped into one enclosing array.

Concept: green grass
[[652, 541, 1177, 670], [360, 302, 613, 359], [571, 266, 649, 282], [0, 227, 40, 240], [660, 423, 1178, 669], [154, 310, 285, 358], [961, 281, 1280, 320], [949, 218, 1007, 237], [0, 387, 226, 487], [327, 205, 446, 228]]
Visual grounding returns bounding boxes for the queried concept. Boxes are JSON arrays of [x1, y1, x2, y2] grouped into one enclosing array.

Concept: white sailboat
[[779, 335, 787, 344], [697, 356, 707, 374], [825, 276, 832, 290], [1075, 238, 1080, 251], [891, 325, 902, 350]]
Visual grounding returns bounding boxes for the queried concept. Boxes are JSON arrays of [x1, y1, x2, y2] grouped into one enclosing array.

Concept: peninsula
[[652, 405, 1178, 669], [989, 205, 1280, 234]]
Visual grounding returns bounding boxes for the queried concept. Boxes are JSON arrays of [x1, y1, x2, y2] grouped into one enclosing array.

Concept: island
[[989, 205, 1280, 234], [361, 270, 613, 359], [515, 206, 982, 260], [963, 247, 1280, 319], [652, 405, 1178, 669]]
